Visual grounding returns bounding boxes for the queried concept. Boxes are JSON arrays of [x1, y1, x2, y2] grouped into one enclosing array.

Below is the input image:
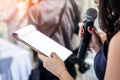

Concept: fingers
[[50, 52, 58, 58], [38, 52, 60, 62], [78, 18, 98, 40], [78, 22, 84, 29], [78, 22, 84, 39], [50, 52, 61, 60], [88, 26, 97, 33], [78, 19, 86, 39], [88, 27, 93, 33], [38, 53, 48, 61], [81, 18, 86, 23]]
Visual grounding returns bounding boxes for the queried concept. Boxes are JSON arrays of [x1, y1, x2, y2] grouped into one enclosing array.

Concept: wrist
[[59, 68, 74, 80], [58, 68, 67, 78], [59, 69, 68, 79]]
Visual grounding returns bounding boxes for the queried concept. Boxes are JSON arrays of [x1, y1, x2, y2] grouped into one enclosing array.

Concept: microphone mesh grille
[[86, 8, 97, 22]]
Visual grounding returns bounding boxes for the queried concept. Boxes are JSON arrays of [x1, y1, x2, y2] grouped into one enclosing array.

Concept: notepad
[[12, 25, 72, 61]]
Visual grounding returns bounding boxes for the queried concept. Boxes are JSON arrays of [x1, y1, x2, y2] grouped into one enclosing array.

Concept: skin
[[38, 52, 74, 80], [104, 31, 120, 80]]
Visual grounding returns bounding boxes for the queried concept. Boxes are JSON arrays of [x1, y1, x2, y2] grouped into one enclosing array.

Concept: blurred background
[[0, 0, 96, 41], [0, 0, 98, 80]]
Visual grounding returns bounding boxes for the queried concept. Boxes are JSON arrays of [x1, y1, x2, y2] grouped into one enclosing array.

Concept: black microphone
[[77, 8, 97, 60]]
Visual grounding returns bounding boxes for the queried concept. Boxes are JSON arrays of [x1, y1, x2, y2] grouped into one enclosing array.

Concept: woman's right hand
[[78, 20, 105, 53]]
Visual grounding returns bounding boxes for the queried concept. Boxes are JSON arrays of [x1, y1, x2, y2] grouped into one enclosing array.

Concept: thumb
[[50, 52, 59, 58]]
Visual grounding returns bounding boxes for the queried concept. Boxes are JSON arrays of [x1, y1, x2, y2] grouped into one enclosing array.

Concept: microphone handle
[[77, 22, 94, 60]]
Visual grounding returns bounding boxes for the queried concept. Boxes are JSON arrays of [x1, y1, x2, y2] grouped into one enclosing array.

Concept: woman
[[38, 0, 120, 79]]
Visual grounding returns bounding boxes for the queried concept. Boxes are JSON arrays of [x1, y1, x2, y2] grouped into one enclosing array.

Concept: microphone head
[[86, 8, 97, 22]]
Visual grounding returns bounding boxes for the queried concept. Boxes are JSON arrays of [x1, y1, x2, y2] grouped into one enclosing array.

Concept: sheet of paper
[[13, 25, 72, 61]]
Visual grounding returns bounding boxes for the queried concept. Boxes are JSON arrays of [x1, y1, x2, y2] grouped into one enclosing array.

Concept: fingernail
[[81, 29, 84, 33], [80, 35, 83, 39], [89, 27, 92, 31]]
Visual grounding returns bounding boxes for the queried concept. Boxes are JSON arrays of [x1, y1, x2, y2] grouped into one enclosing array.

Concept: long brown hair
[[98, 0, 120, 44]]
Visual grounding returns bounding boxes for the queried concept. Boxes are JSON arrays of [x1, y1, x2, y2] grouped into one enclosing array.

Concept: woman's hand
[[38, 52, 66, 77], [38, 52, 74, 80], [78, 20, 105, 53]]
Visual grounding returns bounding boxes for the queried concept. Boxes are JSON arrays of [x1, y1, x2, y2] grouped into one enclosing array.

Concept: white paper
[[12, 25, 72, 61]]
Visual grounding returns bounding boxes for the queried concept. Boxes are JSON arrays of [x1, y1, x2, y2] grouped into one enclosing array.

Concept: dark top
[[94, 44, 107, 80]]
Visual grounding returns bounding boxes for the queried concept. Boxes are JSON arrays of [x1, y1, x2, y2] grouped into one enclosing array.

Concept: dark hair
[[98, 0, 120, 43]]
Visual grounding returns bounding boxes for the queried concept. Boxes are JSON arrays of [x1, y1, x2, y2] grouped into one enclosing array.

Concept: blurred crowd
[[0, 0, 40, 42], [0, 0, 95, 43]]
